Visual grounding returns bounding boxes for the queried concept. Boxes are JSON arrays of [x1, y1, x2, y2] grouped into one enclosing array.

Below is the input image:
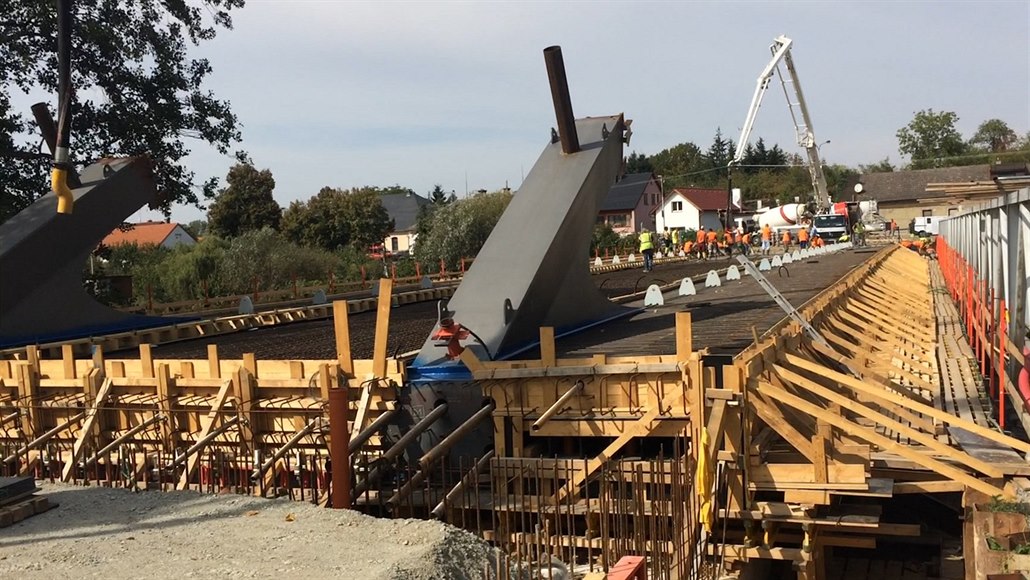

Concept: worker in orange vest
[[760, 224, 772, 255], [683, 240, 694, 257], [781, 230, 791, 250], [742, 231, 752, 255], [696, 227, 707, 260], [797, 227, 809, 249], [705, 228, 718, 258]]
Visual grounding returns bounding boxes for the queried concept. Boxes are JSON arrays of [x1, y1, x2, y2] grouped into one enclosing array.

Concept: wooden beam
[[749, 389, 816, 463], [893, 480, 966, 494], [539, 326, 556, 367], [553, 383, 684, 504], [782, 352, 1030, 454], [676, 311, 692, 362], [61, 373, 114, 481], [333, 300, 353, 377], [351, 381, 374, 436], [772, 363, 1004, 478], [755, 381, 1007, 498], [372, 278, 393, 378], [178, 378, 234, 489]]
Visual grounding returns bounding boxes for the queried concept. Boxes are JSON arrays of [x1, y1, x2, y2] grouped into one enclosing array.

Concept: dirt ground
[[0, 483, 492, 579]]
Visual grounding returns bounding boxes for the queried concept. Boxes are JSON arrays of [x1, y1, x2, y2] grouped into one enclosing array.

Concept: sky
[[49, 1, 1030, 223]]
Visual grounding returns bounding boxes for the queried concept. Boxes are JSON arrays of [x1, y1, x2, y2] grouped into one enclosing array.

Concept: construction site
[[2, 10, 1030, 580]]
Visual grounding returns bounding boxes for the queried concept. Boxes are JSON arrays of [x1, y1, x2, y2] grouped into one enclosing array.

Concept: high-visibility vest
[[706, 231, 717, 243], [781, 232, 791, 244], [761, 227, 771, 241], [797, 229, 809, 241], [672, 230, 680, 245], [696, 230, 705, 243], [639, 231, 653, 251]]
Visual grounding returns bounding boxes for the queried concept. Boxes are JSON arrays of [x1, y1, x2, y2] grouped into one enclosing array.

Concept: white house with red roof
[[101, 221, 196, 249], [654, 188, 740, 233]]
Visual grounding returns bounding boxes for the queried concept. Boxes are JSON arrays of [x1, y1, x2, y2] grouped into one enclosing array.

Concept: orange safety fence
[[936, 238, 1010, 428]]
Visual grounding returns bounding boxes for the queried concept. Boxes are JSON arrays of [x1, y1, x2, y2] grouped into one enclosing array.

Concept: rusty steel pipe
[[532, 380, 584, 431], [166, 415, 240, 469], [431, 450, 495, 519], [348, 407, 397, 454], [3, 411, 86, 464], [543, 45, 580, 154], [418, 401, 495, 470], [254, 417, 324, 481], [84, 413, 165, 468], [328, 387, 352, 509], [351, 402, 448, 499]]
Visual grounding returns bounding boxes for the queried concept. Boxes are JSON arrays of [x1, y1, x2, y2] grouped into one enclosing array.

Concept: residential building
[[101, 221, 196, 249], [597, 173, 662, 234], [654, 188, 738, 233], [851, 165, 991, 225], [379, 191, 430, 255]]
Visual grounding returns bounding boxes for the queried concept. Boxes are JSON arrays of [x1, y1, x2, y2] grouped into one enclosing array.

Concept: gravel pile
[[0, 483, 492, 579]]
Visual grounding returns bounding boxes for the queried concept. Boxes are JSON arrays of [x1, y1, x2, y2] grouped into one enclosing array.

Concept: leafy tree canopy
[[414, 190, 512, 267], [969, 118, 1018, 153], [207, 163, 281, 238], [281, 186, 393, 252], [0, 0, 245, 222], [896, 109, 967, 168], [624, 151, 653, 174], [859, 157, 896, 173]]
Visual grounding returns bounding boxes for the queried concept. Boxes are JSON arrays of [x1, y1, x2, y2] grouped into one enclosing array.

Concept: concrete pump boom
[[731, 35, 831, 210]]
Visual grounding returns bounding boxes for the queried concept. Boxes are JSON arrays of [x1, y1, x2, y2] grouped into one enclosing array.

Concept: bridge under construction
[[1, 42, 1029, 580]]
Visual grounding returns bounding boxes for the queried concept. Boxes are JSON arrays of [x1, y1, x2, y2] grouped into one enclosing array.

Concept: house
[[851, 165, 992, 225], [379, 191, 430, 255], [101, 221, 196, 249], [597, 173, 662, 234], [654, 188, 739, 233]]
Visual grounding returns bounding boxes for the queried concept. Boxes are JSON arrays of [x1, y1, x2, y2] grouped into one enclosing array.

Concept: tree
[[184, 220, 208, 239], [0, 0, 244, 221], [625, 151, 653, 174], [969, 119, 1018, 153], [429, 184, 450, 205], [858, 157, 896, 173], [207, 164, 281, 238], [706, 128, 731, 179], [414, 190, 512, 266], [896, 109, 966, 168], [649, 142, 706, 188], [281, 186, 393, 252]]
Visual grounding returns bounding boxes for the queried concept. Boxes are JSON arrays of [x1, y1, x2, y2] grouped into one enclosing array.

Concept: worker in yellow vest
[[639, 227, 654, 272]]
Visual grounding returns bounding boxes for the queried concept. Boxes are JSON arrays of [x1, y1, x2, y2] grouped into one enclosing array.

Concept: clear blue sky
[[68, 1, 1030, 223]]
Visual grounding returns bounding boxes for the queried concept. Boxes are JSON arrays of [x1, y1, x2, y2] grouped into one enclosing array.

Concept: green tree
[[0, 0, 245, 221], [429, 184, 450, 204], [184, 220, 208, 239], [969, 119, 1018, 153], [281, 186, 392, 252], [706, 128, 731, 179], [414, 190, 512, 267], [207, 164, 281, 238], [625, 151, 653, 174], [858, 158, 896, 173], [281, 187, 352, 251], [650, 142, 707, 188], [896, 109, 967, 168]]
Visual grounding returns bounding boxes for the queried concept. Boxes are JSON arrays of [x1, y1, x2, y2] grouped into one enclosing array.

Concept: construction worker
[[639, 227, 654, 272], [724, 229, 735, 255], [797, 227, 809, 249], [671, 228, 680, 250], [742, 231, 752, 255], [696, 227, 707, 259], [705, 228, 718, 258], [683, 240, 694, 257], [781, 230, 791, 250], [853, 221, 866, 247], [890, 219, 899, 240], [760, 224, 772, 255]]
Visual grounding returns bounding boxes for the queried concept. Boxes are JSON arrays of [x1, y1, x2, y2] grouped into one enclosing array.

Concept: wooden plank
[[333, 300, 353, 377], [772, 363, 1004, 478], [755, 381, 1007, 498], [749, 389, 816, 463], [539, 326, 556, 367], [372, 279, 393, 378], [61, 374, 114, 481], [892, 480, 965, 494], [554, 383, 684, 504], [675, 311, 692, 362], [351, 382, 374, 435], [781, 352, 1030, 454], [178, 378, 234, 489]]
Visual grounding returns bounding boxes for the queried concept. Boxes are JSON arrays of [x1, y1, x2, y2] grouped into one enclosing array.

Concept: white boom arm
[[731, 35, 831, 210]]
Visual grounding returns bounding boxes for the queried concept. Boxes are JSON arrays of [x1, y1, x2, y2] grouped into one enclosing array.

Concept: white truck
[[912, 216, 940, 237]]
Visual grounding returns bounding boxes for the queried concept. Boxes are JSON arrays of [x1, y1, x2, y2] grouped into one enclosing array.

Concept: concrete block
[[643, 284, 664, 307]]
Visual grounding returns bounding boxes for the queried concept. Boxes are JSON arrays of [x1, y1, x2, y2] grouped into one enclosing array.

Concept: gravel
[[0, 483, 493, 579]]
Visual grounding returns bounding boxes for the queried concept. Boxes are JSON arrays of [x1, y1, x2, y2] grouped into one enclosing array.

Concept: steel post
[[328, 386, 351, 509], [543, 46, 580, 155]]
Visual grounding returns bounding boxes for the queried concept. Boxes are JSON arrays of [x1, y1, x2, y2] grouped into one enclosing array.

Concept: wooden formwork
[[0, 292, 405, 500]]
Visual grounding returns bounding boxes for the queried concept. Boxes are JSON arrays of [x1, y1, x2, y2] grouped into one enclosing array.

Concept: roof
[[600, 173, 654, 212], [857, 165, 991, 203], [674, 188, 739, 211], [379, 191, 430, 232], [101, 221, 189, 247]]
